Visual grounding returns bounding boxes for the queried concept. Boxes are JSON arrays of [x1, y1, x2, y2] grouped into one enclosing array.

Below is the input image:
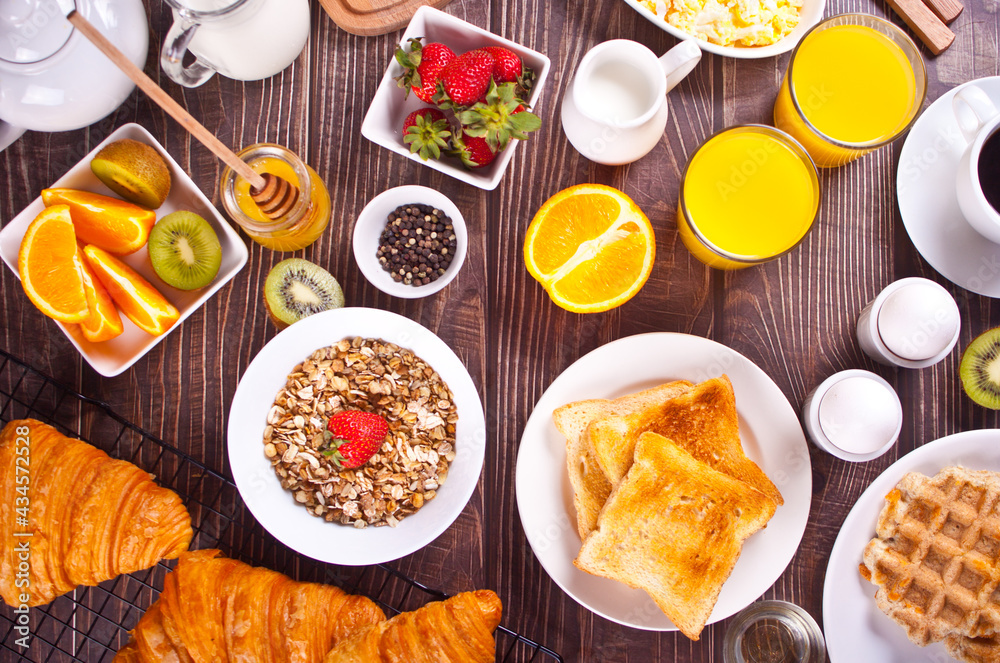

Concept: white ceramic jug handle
[[659, 39, 702, 94], [160, 18, 216, 88], [952, 85, 998, 144], [0, 121, 26, 153]]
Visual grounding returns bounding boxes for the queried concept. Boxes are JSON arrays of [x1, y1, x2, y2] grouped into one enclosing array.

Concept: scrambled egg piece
[[639, 0, 802, 47]]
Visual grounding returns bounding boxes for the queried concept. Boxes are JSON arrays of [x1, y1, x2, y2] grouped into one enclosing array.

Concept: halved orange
[[82, 245, 180, 336], [42, 188, 156, 255], [77, 247, 124, 343], [523, 184, 655, 313], [17, 205, 90, 323]]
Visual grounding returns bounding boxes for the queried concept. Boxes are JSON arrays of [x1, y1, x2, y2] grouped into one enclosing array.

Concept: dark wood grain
[[2, 0, 1000, 660]]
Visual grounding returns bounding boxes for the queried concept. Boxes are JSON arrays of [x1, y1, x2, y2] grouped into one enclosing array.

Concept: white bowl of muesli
[[227, 307, 486, 565]]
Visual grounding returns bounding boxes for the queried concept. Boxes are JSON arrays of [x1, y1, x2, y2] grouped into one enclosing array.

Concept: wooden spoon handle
[[922, 0, 963, 24], [66, 10, 265, 189], [882, 0, 955, 54]]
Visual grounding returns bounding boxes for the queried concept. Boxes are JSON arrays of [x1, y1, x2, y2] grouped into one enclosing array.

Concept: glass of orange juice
[[774, 14, 927, 168], [677, 125, 820, 270], [220, 143, 331, 251]]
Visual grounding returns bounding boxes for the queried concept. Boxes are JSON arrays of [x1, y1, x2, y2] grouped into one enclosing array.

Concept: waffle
[[861, 467, 1000, 648], [945, 633, 1000, 663]]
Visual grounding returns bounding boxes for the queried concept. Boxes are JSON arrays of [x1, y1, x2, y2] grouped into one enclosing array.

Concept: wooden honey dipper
[[63, 8, 299, 219]]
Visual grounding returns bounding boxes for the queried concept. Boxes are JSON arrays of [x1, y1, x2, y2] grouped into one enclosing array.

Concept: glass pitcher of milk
[[161, 0, 310, 87]]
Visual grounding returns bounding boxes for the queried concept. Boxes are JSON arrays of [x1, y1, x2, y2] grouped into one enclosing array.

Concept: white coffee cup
[[560, 39, 701, 166], [953, 85, 1000, 244]]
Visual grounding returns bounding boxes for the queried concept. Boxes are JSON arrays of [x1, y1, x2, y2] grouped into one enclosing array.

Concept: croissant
[[323, 589, 503, 663], [118, 549, 387, 662], [0, 419, 193, 607]]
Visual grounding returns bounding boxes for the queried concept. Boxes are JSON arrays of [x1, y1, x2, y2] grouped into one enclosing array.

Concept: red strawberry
[[402, 108, 451, 161], [395, 38, 456, 104], [435, 49, 495, 109], [479, 46, 522, 83], [456, 82, 541, 152], [323, 411, 390, 469], [403, 107, 447, 132], [452, 132, 498, 169]]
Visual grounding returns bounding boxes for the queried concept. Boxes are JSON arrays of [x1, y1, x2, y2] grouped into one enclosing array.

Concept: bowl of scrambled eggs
[[626, 0, 826, 58]]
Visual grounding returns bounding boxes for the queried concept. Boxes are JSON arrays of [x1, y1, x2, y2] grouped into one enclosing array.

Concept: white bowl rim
[[621, 0, 828, 59], [352, 185, 467, 299], [226, 307, 486, 566]]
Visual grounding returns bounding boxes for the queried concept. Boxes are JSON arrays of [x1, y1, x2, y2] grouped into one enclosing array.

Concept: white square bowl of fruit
[[361, 6, 551, 190], [0, 123, 249, 377]]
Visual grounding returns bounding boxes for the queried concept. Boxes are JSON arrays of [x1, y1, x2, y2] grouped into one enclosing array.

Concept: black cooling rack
[[0, 349, 562, 663]]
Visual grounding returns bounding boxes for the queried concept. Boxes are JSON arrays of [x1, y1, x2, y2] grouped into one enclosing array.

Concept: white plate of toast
[[515, 332, 812, 633], [824, 429, 1000, 663]]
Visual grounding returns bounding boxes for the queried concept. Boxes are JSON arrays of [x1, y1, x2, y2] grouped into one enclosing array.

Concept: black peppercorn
[[376, 203, 456, 287]]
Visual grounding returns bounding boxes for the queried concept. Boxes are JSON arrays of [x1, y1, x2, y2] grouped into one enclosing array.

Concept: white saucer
[[897, 76, 1000, 298]]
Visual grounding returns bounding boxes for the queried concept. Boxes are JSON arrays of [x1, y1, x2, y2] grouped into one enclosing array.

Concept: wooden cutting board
[[318, 0, 453, 36]]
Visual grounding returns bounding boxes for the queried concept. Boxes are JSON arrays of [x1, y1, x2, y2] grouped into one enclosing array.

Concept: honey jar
[[220, 143, 331, 251]]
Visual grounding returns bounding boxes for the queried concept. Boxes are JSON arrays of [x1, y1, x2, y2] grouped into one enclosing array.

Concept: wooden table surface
[[2, 0, 1000, 660]]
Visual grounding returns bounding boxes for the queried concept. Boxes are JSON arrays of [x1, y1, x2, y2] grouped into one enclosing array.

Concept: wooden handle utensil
[[883, 0, 955, 54], [65, 10, 299, 218], [922, 0, 964, 24]]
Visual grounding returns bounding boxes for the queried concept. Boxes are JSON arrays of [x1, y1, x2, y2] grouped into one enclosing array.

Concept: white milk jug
[[161, 0, 310, 87], [561, 39, 701, 166]]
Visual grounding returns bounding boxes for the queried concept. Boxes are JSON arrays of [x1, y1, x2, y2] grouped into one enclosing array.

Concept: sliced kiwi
[[91, 139, 172, 209], [264, 258, 345, 329], [148, 211, 222, 290], [960, 326, 1000, 409]]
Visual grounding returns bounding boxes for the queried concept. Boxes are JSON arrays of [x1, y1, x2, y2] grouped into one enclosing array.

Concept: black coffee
[[980, 128, 1000, 215]]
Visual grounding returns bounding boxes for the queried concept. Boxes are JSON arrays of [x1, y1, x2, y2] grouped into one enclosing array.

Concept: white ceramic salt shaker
[[802, 370, 903, 462], [856, 277, 961, 368]]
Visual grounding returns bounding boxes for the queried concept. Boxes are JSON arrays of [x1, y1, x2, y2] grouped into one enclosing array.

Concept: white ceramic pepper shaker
[[802, 370, 903, 462], [856, 277, 961, 368]]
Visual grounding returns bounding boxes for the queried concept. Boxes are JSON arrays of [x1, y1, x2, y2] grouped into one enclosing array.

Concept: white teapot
[[0, 0, 148, 151]]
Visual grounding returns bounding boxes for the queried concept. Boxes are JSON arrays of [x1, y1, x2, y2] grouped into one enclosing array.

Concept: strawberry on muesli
[[322, 410, 390, 469]]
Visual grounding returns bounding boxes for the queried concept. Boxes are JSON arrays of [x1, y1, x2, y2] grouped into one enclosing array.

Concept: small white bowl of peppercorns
[[353, 185, 468, 299]]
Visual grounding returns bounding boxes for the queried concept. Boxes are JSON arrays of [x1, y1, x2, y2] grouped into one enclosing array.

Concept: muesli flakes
[[264, 337, 458, 528]]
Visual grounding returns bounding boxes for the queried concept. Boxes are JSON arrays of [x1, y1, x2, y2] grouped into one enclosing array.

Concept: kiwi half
[[960, 326, 1000, 409], [91, 139, 172, 209], [148, 211, 222, 290], [264, 258, 345, 329]]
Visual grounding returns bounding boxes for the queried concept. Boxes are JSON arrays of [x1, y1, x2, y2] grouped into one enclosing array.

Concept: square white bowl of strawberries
[[361, 6, 551, 190]]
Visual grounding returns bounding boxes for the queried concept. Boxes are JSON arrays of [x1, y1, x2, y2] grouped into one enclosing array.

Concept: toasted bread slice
[[587, 375, 783, 506], [574, 432, 776, 640], [553, 381, 693, 538]]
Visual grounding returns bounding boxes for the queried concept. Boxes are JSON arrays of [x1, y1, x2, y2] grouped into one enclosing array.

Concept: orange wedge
[[17, 205, 90, 323], [523, 184, 656, 313], [77, 247, 124, 342], [82, 245, 180, 336], [42, 188, 156, 255]]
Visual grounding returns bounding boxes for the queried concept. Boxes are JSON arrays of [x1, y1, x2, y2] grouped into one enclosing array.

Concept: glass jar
[[773, 13, 927, 168], [220, 143, 331, 252], [676, 125, 820, 269]]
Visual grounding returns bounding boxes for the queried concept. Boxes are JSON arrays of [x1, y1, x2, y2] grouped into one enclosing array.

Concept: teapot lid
[[1, 0, 75, 65]]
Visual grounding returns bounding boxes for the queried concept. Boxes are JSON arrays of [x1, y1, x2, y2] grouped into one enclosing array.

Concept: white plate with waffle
[[824, 429, 1000, 663]]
